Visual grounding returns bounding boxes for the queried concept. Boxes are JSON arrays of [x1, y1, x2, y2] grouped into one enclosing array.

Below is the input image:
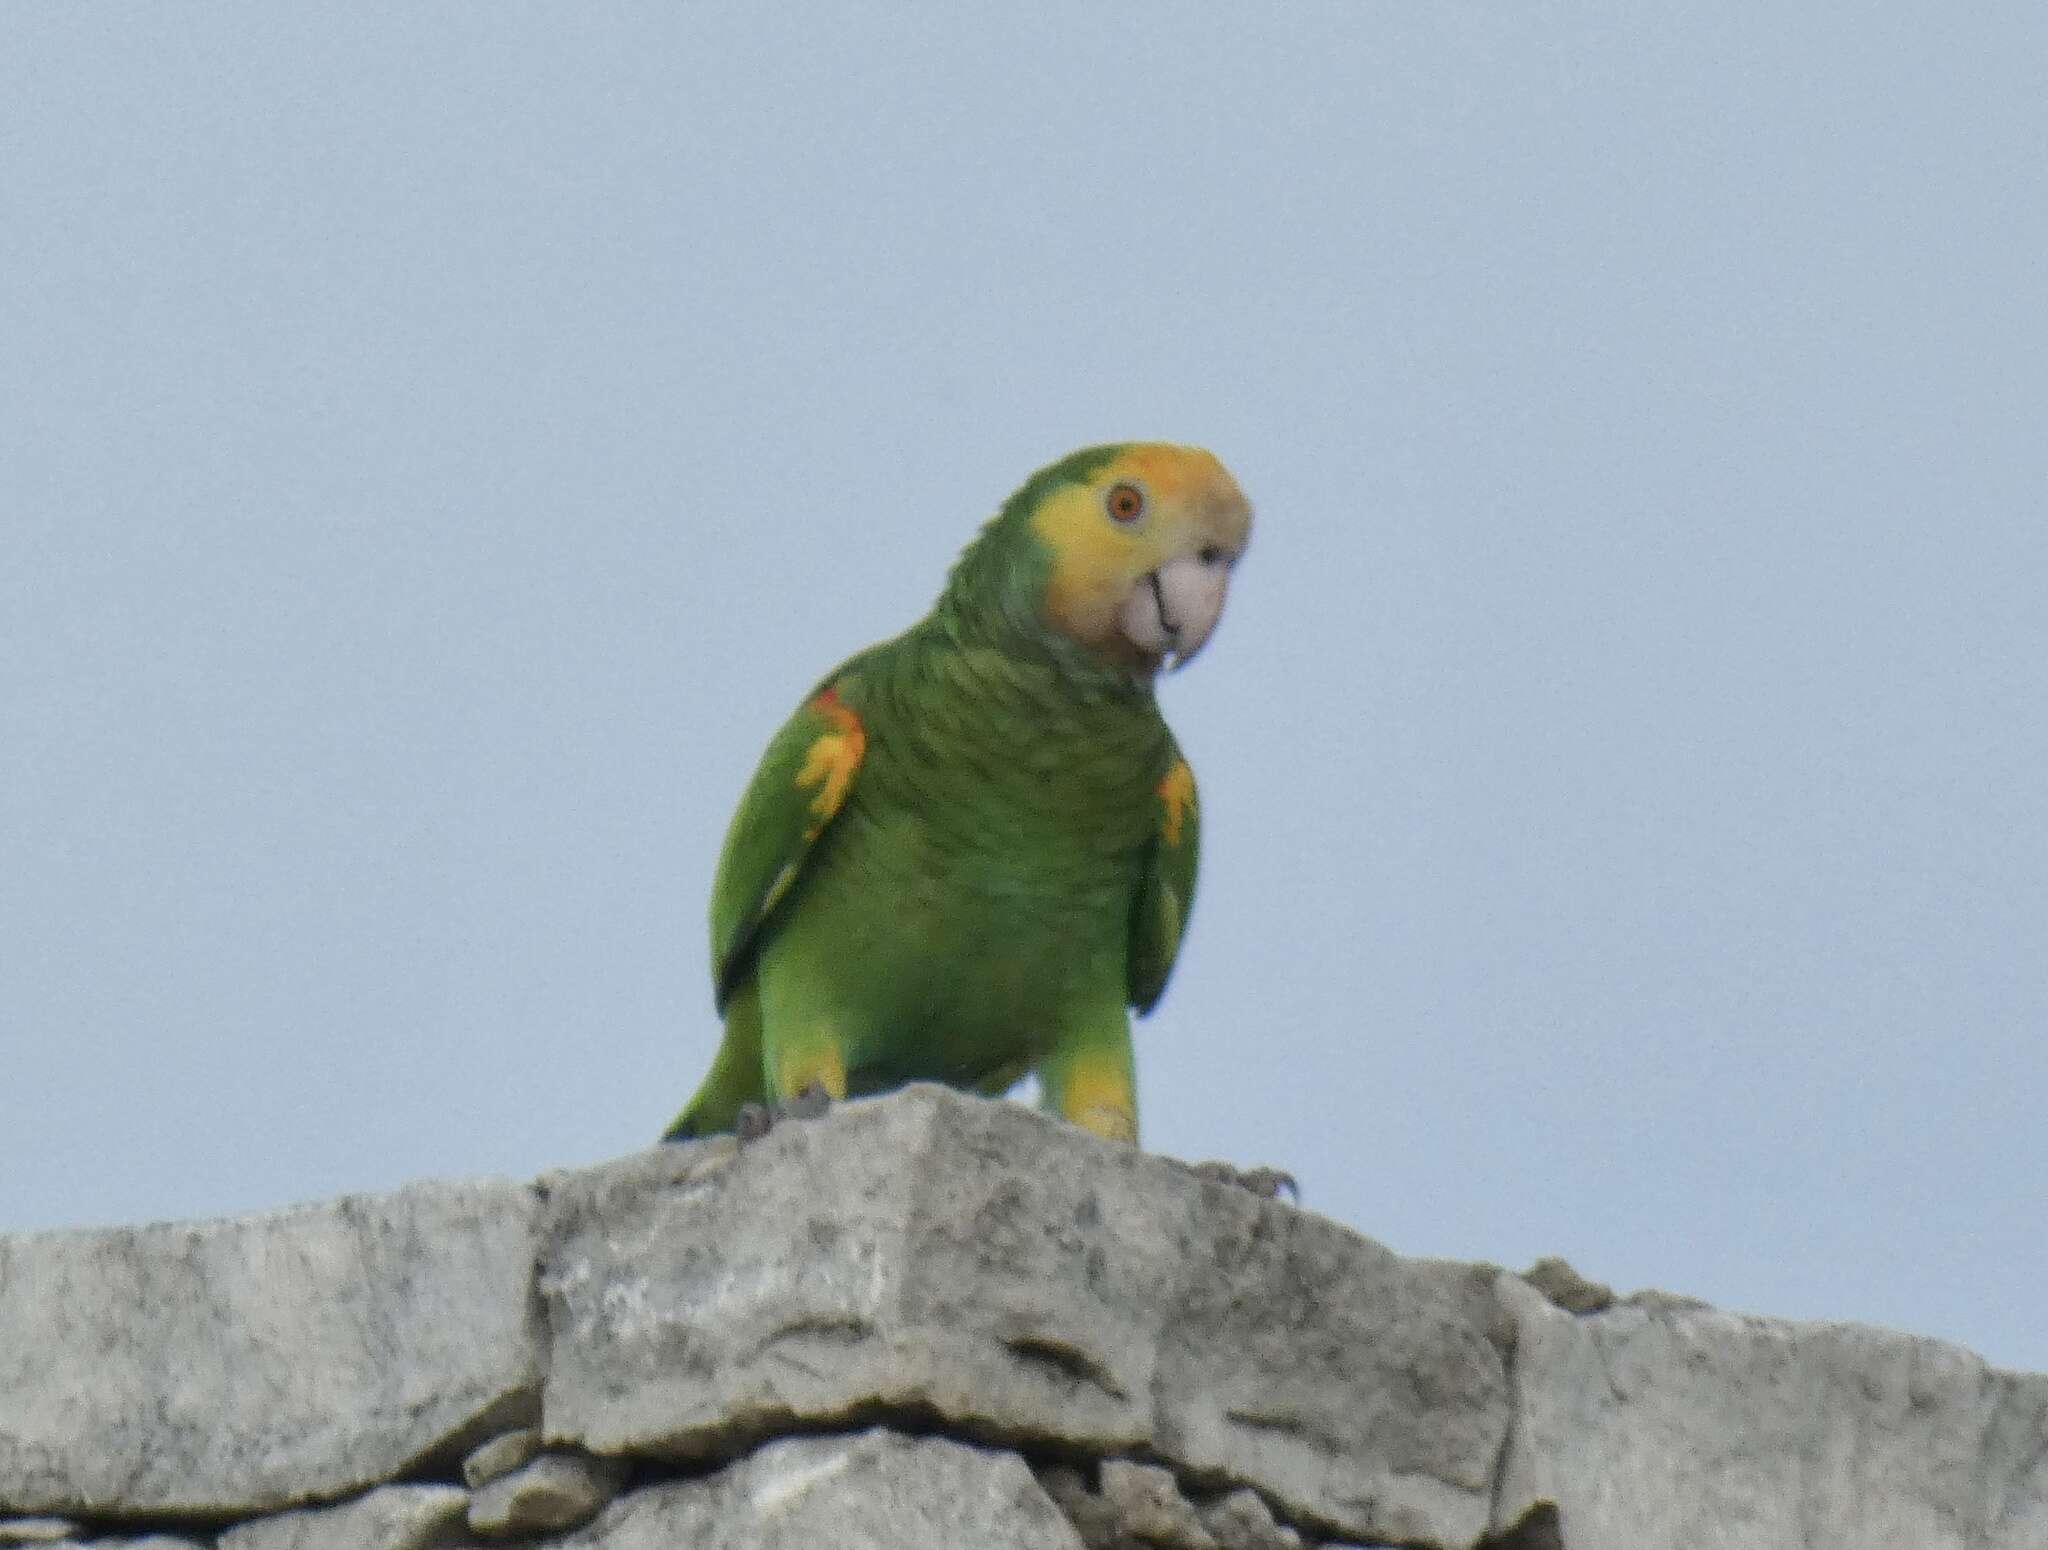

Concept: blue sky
[[4, 5, 2044, 1370]]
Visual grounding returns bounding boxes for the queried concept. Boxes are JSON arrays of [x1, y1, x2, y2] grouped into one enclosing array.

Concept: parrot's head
[[951, 442, 1252, 677]]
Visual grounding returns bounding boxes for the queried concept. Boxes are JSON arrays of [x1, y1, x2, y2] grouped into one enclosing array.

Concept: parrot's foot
[[1190, 1160, 1299, 1202], [733, 1081, 834, 1143]]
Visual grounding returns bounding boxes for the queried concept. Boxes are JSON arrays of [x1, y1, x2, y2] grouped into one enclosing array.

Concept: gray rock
[[1477, 1500, 1562, 1550], [0, 1179, 541, 1519], [461, 1427, 543, 1489], [9, 1082, 2039, 1550], [1096, 1460, 1216, 1549], [0, 1522, 78, 1545], [554, 1428, 1081, 1548], [1041, 1468, 1313, 1550], [1520, 1255, 1613, 1314], [467, 1451, 626, 1538], [1620, 1286, 1711, 1314], [1038, 1462, 1232, 1550], [1036, 1466, 1121, 1549], [216, 1484, 469, 1550], [1495, 1273, 2048, 1549], [1197, 1488, 1303, 1550], [540, 1086, 1507, 1546]]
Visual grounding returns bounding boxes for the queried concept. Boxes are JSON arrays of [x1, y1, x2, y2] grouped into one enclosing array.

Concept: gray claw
[[733, 1084, 833, 1144], [784, 1081, 833, 1121]]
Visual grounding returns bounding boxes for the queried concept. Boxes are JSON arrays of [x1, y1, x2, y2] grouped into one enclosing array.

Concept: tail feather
[[662, 978, 766, 1141]]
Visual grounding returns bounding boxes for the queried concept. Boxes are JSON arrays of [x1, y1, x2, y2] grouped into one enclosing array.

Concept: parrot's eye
[[1105, 483, 1146, 523]]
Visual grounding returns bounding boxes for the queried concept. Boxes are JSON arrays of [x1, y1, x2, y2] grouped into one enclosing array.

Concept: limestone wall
[[2, 1086, 2041, 1550]]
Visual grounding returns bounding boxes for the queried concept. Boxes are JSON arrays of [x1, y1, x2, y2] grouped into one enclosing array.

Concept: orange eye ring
[[1106, 483, 1145, 523]]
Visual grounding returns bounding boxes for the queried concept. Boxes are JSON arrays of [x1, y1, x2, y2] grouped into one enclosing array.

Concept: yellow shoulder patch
[[1157, 758, 1197, 847], [796, 687, 865, 838]]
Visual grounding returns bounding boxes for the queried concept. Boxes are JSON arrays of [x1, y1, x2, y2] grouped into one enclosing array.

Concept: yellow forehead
[[1101, 443, 1234, 504], [1029, 443, 1247, 547]]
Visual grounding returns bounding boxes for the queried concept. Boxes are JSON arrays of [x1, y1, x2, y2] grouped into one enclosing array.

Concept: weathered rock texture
[[540, 1092, 1504, 1544], [1, 1085, 2042, 1550], [214, 1484, 468, 1550], [0, 1178, 540, 1518]]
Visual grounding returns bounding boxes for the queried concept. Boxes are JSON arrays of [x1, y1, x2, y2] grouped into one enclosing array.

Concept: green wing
[[709, 668, 869, 1010], [1127, 749, 1200, 1013]]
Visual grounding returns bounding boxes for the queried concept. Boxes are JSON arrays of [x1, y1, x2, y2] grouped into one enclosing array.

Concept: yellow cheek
[[1022, 443, 1244, 660], [1032, 487, 1151, 652]]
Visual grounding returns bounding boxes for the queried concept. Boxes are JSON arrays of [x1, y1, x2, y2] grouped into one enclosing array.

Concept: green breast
[[765, 632, 1169, 1084]]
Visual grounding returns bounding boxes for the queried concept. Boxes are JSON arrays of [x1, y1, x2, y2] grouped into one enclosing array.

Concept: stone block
[[1496, 1275, 2048, 1550], [539, 1088, 1508, 1546], [555, 1429, 1078, 1549], [0, 1179, 541, 1517]]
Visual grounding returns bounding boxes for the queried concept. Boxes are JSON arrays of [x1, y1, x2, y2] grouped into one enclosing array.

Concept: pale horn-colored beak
[[1118, 550, 1234, 670]]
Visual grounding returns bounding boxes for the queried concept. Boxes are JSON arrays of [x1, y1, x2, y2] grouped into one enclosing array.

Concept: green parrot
[[663, 442, 1252, 1146]]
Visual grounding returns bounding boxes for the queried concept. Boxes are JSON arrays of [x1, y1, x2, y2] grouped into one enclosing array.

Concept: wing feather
[[709, 673, 868, 1009], [1127, 750, 1200, 1013]]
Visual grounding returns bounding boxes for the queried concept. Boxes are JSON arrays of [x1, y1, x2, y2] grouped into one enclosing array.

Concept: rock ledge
[[2, 1086, 2041, 1550]]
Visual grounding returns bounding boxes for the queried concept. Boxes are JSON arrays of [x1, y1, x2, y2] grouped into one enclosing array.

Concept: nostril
[[1199, 544, 1226, 565]]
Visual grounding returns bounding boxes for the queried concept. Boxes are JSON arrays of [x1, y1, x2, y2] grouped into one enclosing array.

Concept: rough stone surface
[[554, 1429, 1082, 1549], [1037, 1467, 1122, 1549], [1097, 1460, 1217, 1549], [0, 1523, 77, 1545], [462, 1427, 544, 1489], [216, 1484, 469, 1550], [540, 1086, 1507, 1546], [1042, 1467, 1307, 1550], [1520, 1256, 1613, 1315], [1494, 1273, 2048, 1549], [4, 1086, 2047, 1550], [1478, 1500, 1562, 1550], [1198, 1487, 1304, 1550], [468, 1452, 626, 1538], [1039, 1462, 1234, 1550], [0, 1179, 541, 1518]]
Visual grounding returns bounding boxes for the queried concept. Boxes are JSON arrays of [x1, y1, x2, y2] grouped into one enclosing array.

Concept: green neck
[[926, 446, 1153, 702]]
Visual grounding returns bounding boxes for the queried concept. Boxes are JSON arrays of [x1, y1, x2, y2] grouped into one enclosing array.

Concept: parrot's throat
[[933, 516, 1157, 690]]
